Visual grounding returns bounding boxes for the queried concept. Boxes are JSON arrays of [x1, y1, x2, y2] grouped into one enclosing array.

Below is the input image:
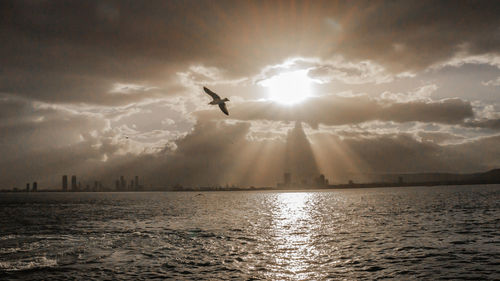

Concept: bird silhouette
[[203, 87, 229, 115]]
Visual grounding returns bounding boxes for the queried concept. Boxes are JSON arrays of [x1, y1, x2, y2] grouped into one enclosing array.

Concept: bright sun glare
[[260, 70, 314, 105]]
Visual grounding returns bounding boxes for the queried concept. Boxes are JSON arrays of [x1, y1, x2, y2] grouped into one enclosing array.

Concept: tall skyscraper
[[62, 175, 68, 191], [26, 183, 30, 192], [120, 176, 125, 190], [32, 182, 37, 192], [71, 175, 77, 191], [115, 180, 120, 191], [134, 176, 139, 189], [316, 174, 326, 186]]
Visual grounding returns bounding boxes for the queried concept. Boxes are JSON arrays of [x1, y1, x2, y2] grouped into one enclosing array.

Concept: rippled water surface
[[1, 185, 499, 280]]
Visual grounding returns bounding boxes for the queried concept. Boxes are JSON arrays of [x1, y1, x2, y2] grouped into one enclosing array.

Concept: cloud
[[417, 131, 465, 144], [0, 93, 187, 188], [380, 84, 437, 102], [161, 118, 175, 126], [462, 102, 500, 130], [434, 53, 500, 70], [196, 94, 473, 127], [306, 58, 394, 84], [108, 83, 158, 95], [137, 120, 288, 187], [0, 94, 109, 149], [3, 1, 500, 106], [464, 118, 500, 130], [97, 120, 500, 187], [254, 57, 394, 85], [330, 2, 500, 72], [177, 65, 248, 88], [482, 77, 500, 86], [2, 112, 500, 189]]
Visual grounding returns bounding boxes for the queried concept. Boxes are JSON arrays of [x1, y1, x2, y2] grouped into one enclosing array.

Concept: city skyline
[[5, 165, 500, 192]]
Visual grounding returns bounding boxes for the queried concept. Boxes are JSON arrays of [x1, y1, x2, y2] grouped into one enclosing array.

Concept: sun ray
[[310, 132, 373, 184]]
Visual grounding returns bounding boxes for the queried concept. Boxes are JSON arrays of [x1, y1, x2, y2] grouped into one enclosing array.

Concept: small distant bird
[[203, 87, 229, 115]]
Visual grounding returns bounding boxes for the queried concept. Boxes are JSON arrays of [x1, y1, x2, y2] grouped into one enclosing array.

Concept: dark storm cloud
[[0, 0, 213, 104], [197, 94, 473, 127], [331, 1, 500, 71], [0, 70, 178, 105], [0, 95, 110, 158], [3, 1, 500, 105]]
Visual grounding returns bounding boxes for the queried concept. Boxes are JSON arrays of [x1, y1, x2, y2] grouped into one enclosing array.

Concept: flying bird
[[203, 87, 229, 115]]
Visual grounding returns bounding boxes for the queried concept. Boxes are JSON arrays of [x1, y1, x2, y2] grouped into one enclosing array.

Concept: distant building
[[134, 176, 139, 189], [115, 180, 120, 191], [26, 183, 30, 192], [284, 172, 291, 186], [71, 175, 77, 191], [277, 172, 293, 188], [120, 176, 126, 190], [315, 174, 327, 186], [398, 176, 404, 184], [62, 175, 68, 191], [32, 182, 37, 192]]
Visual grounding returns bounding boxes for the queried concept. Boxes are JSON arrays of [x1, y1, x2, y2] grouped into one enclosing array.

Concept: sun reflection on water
[[267, 192, 319, 280]]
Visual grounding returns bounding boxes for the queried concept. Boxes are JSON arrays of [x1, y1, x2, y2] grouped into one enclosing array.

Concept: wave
[[0, 256, 58, 272]]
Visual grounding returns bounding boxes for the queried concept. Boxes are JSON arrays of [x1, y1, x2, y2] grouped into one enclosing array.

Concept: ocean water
[[0, 185, 499, 280]]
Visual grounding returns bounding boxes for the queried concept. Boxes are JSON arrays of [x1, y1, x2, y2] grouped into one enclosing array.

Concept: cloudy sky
[[2, 0, 500, 188]]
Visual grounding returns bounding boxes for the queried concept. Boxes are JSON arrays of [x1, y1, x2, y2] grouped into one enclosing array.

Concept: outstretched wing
[[219, 103, 229, 115], [203, 87, 220, 100]]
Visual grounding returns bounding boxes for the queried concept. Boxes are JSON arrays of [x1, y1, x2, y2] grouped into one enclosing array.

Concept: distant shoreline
[[3, 168, 500, 192], [2, 180, 500, 193]]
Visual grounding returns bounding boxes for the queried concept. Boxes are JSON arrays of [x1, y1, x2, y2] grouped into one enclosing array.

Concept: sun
[[260, 70, 314, 105]]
